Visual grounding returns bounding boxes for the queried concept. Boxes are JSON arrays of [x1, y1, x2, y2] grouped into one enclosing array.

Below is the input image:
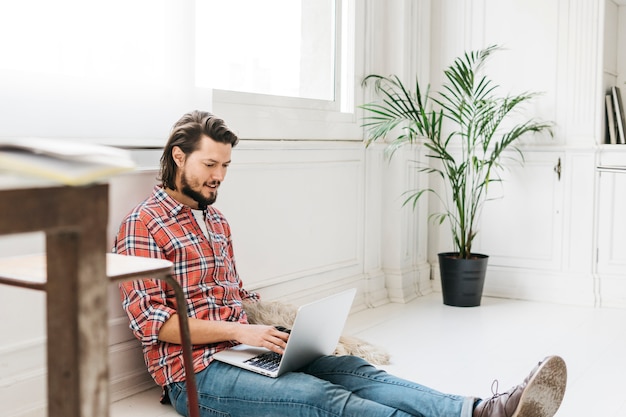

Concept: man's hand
[[235, 324, 290, 354], [158, 315, 289, 354]]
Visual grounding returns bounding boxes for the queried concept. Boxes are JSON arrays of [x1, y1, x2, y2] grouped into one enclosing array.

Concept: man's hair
[[160, 110, 239, 190]]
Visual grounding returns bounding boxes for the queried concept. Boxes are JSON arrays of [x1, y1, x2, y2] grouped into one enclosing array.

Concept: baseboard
[[110, 371, 156, 403], [1, 367, 46, 417], [0, 337, 156, 415], [431, 264, 597, 307], [108, 339, 156, 402], [597, 273, 626, 308], [384, 262, 432, 303]]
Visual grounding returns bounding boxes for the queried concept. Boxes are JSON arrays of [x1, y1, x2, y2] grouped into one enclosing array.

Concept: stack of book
[[0, 138, 136, 186], [606, 86, 626, 145]]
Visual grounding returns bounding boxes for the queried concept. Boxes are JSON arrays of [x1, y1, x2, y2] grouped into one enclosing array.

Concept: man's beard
[[180, 172, 218, 210]]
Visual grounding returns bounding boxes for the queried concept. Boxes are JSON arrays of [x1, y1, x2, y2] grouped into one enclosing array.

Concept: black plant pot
[[438, 252, 488, 307]]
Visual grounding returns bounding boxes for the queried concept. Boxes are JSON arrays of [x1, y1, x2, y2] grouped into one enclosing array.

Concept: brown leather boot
[[473, 356, 567, 417]]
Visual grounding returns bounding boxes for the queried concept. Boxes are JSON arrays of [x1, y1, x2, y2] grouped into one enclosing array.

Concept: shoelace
[[485, 379, 524, 414], [489, 379, 501, 397], [475, 381, 502, 410], [485, 379, 522, 401]]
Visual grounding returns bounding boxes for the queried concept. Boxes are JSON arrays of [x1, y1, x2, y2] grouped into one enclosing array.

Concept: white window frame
[[210, 0, 364, 141]]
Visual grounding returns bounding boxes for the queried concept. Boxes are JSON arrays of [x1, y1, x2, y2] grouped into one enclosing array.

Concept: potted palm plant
[[361, 45, 553, 307]]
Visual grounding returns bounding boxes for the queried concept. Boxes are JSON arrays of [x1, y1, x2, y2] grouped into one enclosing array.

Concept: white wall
[[4, 0, 624, 414], [427, 0, 626, 308]]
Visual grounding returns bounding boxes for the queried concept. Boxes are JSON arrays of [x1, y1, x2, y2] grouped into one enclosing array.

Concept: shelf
[[597, 165, 626, 173]]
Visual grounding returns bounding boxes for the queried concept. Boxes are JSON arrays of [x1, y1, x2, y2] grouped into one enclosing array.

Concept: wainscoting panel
[[596, 161, 626, 308], [216, 142, 365, 294]]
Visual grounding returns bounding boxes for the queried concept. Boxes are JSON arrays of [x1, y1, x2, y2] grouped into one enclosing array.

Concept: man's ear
[[171, 146, 186, 167]]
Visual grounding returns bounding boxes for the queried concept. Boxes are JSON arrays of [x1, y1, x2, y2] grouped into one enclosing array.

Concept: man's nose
[[213, 167, 226, 182]]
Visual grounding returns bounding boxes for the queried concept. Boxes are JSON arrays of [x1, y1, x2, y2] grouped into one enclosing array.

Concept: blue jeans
[[167, 355, 475, 417]]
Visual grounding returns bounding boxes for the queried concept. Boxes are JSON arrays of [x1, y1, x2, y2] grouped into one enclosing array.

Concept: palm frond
[[361, 45, 552, 258]]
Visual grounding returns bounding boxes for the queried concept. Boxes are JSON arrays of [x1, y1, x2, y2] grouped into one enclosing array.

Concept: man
[[115, 110, 567, 417]]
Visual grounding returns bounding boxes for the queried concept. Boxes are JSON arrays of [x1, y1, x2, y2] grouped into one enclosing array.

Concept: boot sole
[[513, 355, 567, 417]]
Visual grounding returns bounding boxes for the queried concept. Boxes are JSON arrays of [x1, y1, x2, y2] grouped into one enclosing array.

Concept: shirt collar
[[152, 185, 189, 218]]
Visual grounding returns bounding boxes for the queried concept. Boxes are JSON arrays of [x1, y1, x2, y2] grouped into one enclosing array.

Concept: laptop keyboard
[[244, 351, 282, 372]]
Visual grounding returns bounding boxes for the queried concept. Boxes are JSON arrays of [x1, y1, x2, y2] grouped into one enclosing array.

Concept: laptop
[[213, 288, 357, 377]]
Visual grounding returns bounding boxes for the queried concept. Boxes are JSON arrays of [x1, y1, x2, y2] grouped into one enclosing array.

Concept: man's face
[[174, 135, 232, 209]]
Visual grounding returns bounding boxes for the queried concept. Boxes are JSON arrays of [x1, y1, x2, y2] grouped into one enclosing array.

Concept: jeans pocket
[[170, 382, 232, 417], [167, 382, 183, 407]]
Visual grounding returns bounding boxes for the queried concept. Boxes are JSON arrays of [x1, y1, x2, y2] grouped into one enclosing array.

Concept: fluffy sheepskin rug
[[243, 299, 390, 365]]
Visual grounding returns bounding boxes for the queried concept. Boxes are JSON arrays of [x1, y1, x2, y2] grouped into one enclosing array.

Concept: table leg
[[45, 186, 109, 417]]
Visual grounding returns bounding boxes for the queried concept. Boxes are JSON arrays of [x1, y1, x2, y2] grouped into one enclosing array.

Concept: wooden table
[[0, 181, 198, 417]]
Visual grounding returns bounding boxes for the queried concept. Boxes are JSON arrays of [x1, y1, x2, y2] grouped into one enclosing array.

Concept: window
[[198, 0, 361, 140], [196, 0, 335, 101], [0, 0, 361, 142]]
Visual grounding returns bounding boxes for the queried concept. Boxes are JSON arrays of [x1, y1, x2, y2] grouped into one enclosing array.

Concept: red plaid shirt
[[114, 186, 259, 386]]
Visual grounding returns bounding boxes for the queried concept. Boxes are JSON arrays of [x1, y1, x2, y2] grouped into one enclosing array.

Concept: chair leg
[[164, 274, 200, 417]]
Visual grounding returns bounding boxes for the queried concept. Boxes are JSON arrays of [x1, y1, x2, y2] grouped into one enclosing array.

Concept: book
[[0, 138, 136, 186], [606, 94, 617, 144], [611, 86, 626, 144]]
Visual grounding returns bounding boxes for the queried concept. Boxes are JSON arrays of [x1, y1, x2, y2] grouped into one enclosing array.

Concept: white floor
[[112, 293, 626, 417]]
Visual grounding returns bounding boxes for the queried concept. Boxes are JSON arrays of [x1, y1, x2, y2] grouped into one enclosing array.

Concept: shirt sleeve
[[239, 286, 260, 302], [114, 212, 177, 346]]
